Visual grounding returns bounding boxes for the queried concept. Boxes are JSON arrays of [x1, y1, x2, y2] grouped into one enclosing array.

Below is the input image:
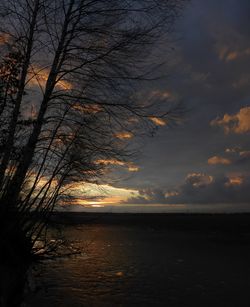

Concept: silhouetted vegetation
[[0, 0, 185, 305]]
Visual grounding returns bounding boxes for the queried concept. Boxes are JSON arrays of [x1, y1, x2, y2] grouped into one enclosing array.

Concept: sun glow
[[64, 182, 139, 207]]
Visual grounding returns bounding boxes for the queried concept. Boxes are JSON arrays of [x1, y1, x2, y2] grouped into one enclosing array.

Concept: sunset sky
[[74, 0, 250, 209]]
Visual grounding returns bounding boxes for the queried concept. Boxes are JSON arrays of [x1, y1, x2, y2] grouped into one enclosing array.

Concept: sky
[[71, 0, 250, 209]]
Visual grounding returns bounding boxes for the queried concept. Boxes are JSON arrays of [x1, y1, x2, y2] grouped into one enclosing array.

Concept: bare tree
[[0, 0, 185, 305]]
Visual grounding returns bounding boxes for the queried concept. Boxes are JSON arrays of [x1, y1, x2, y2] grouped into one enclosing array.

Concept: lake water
[[25, 214, 250, 306]]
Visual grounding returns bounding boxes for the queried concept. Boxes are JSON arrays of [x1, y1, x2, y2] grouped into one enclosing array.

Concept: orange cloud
[[72, 103, 102, 114], [95, 159, 139, 172], [95, 159, 126, 167], [150, 90, 173, 99], [211, 106, 250, 134], [127, 165, 139, 172], [208, 156, 232, 165], [28, 66, 72, 90], [115, 132, 133, 139], [225, 175, 244, 187], [218, 46, 250, 62], [0, 33, 10, 45], [149, 116, 166, 126], [225, 51, 238, 61], [65, 182, 139, 206], [139, 89, 176, 109]]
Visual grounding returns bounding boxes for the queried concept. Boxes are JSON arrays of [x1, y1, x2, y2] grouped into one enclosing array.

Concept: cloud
[[115, 132, 134, 139], [124, 172, 250, 205], [124, 188, 169, 204], [225, 147, 241, 153], [149, 116, 166, 126], [167, 173, 250, 204], [225, 175, 244, 187], [237, 150, 250, 164], [185, 173, 213, 187], [28, 65, 72, 90], [206, 148, 250, 167], [233, 74, 250, 89], [208, 156, 232, 165], [127, 165, 139, 172], [211, 106, 250, 134], [80, 0, 250, 204], [239, 151, 250, 158], [124, 173, 214, 204], [224, 147, 250, 164], [219, 48, 250, 62], [64, 182, 139, 206], [72, 103, 102, 114], [95, 159, 139, 172], [214, 19, 250, 63], [0, 33, 10, 45], [149, 90, 176, 101]]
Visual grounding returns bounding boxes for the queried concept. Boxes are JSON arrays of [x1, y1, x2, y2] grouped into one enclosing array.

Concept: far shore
[[49, 211, 250, 235]]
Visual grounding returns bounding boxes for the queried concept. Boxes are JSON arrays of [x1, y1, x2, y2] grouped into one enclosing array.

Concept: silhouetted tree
[[0, 0, 185, 305]]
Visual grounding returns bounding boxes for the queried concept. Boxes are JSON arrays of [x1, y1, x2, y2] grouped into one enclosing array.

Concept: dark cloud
[[167, 174, 250, 204], [107, 0, 250, 207], [207, 147, 250, 167], [124, 188, 168, 204], [124, 173, 250, 205]]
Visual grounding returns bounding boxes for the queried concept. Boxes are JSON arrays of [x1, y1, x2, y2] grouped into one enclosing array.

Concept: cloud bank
[[124, 172, 250, 204]]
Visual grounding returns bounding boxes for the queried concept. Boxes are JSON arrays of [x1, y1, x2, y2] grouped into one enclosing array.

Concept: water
[[25, 216, 250, 306]]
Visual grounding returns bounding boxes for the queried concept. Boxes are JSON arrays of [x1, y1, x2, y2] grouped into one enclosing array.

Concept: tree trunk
[[3, 0, 74, 205], [0, 0, 40, 188], [0, 216, 32, 307]]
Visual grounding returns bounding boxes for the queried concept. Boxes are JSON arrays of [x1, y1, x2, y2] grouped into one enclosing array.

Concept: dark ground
[[25, 213, 250, 307]]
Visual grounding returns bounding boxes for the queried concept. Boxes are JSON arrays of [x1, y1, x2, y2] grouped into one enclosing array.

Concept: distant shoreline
[[50, 212, 250, 234], [58, 203, 250, 215]]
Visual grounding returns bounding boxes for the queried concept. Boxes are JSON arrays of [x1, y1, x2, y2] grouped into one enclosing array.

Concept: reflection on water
[[25, 222, 250, 306]]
